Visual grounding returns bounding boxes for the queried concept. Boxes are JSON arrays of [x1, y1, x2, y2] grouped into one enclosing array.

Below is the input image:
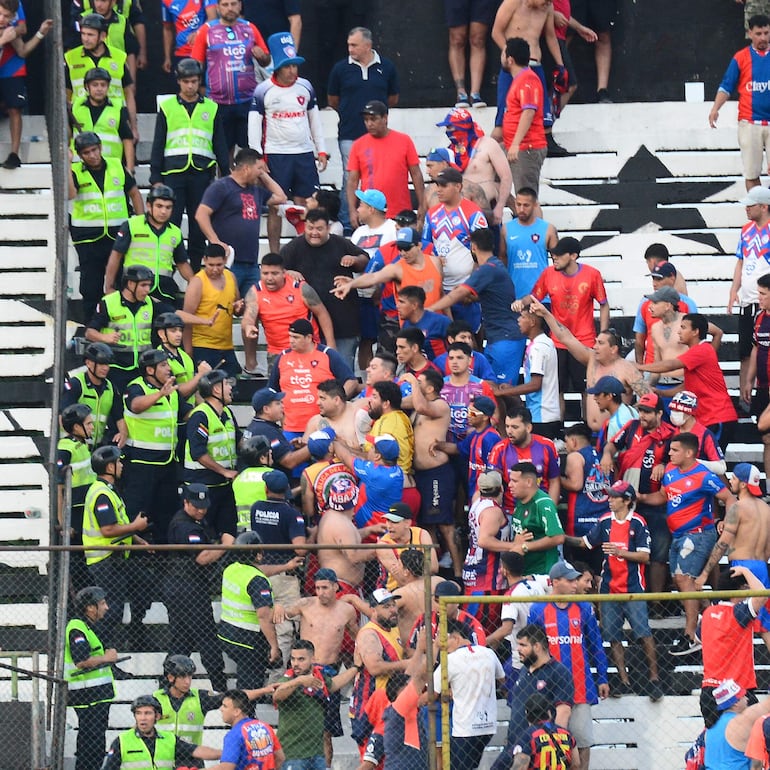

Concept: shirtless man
[[648, 288, 687, 383], [490, 0, 564, 150], [696, 463, 770, 590], [316, 478, 385, 593], [435, 109, 513, 225], [530, 297, 649, 431], [304, 378, 360, 450]]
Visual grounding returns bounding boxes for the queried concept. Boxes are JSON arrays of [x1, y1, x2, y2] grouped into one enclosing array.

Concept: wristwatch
[[521, 543, 529, 554]]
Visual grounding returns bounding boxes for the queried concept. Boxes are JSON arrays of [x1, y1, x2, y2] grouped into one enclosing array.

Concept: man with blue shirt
[[328, 26, 399, 232], [433, 320, 497, 382], [428, 227, 522, 383]]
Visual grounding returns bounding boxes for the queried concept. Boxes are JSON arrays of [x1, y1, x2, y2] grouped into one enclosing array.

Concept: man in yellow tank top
[[183, 244, 244, 377]]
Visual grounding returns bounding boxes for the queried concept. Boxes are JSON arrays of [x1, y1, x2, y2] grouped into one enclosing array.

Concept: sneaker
[[2, 152, 20, 169], [648, 680, 664, 702], [597, 88, 613, 104], [470, 93, 486, 108], [438, 552, 453, 568], [669, 635, 701, 656], [240, 367, 264, 379], [546, 133, 572, 158], [611, 681, 633, 698], [455, 93, 470, 108]]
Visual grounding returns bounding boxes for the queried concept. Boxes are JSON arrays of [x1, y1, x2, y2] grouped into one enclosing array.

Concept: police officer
[[85, 264, 156, 393], [57, 404, 96, 591], [68, 130, 142, 321], [101, 694, 221, 769], [70, 67, 134, 170], [122, 348, 191, 542], [150, 57, 229, 270], [232, 435, 273, 531], [64, 586, 117, 770], [82, 445, 149, 647], [184, 369, 240, 540], [164, 484, 231, 693], [218, 531, 281, 688], [62, 342, 126, 447], [155, 311, 212, 404], [104, 185, 194, 304]]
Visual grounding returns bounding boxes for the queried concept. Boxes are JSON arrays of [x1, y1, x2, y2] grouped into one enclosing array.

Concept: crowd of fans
[[1, 0, 761, 767]]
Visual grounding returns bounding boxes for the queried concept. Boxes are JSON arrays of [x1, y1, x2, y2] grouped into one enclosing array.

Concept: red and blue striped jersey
[[529, 602, 608, 705], [565, 445, 610, 538], [676, 421, 725, 466], [754, 309, 770, 389], [719, 45, 770, 122], [584, 512, 650, 594], [462, 498, 508, 591], [0, 2, 25, 79], [662, 462, 724, 537], [161, 0, 216, 58], [458, 424, 501, 499], [402, 311, 450, 361], [487, 435, 560, 513]]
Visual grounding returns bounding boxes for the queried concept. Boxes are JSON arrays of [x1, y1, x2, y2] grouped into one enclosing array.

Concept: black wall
[[27, 0, 751, 114]]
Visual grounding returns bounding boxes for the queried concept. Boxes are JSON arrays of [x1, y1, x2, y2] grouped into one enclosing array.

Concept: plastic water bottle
[[29, 135, 43, 142]]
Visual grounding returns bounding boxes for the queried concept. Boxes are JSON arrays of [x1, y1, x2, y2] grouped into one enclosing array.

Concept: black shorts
[[740, 303, 759, 359], [218, 102, 250, 151], [444, 0, 498, 27], [571, 0, 619, 32], [532, 421, 563, 441], [415, 463, 457, 526], [0, 76, 27, 110], [753, 387, 770, 433], [557, 348, 587, 392]]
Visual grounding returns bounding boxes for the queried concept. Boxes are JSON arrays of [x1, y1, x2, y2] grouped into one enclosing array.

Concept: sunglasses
[[225, 26, 236, 40]]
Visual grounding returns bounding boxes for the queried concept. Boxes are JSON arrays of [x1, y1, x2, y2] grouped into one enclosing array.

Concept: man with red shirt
[[668, 391, 726, 476], [502, 37, 548, 195], [268, 319, 356, 439], [638, 313, 737, 447], [514, 237, 609, 413], [242, 252, 335, 371], [346, 100, 425, 229]]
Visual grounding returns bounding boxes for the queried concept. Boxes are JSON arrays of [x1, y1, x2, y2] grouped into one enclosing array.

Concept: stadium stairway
[[0, 103, 760, 768]]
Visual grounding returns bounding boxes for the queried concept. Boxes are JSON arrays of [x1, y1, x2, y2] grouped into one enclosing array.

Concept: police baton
[[0, 660, 66, 685], [69, 656, 132, 677]]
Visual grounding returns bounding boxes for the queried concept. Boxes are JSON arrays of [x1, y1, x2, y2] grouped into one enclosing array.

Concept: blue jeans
[[338, 138, 354, 233], [485, 338, 526, 384], [283, 757, 326, 770], [229, 261, 260, 300]]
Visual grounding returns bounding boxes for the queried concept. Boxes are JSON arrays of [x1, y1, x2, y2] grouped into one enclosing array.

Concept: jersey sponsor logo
[[745, 80, 770, 93], [221, 44, 246, 58], [273, 110, 306, 119]]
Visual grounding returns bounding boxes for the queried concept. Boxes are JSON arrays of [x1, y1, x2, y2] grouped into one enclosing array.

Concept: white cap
[[739, 187, 770, 206]]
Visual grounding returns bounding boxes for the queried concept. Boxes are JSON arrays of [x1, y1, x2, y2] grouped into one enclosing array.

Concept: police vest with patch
[[232, 466, 270, 530], [71, 99, 124, 161], [57, 436, 96, 490], [70, 157, 129, 243], [160, 97, 218, 174], [69, 371, 115, 446], [162, 346, 196, 405], [65, 45, 128, 105], [83, 479, 130, 565], [123, 214, 183, 298], [99, 291, 153, 370], [219, 562, 270, 637], [154, 687, 206, 745], [117, 727, 176, 770], [64, 617, 115, 706], [184, 403, 236, 473], [124, 377, 180, 464]]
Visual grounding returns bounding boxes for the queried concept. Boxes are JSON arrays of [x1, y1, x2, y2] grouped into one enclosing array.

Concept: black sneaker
[[2, 152, 20, 169], [546, 134, 572, 158], [611, 681, 633, 698], [597, 88, 613, 104], [669, 635, 701, 656], [648, 680, 664, 702]]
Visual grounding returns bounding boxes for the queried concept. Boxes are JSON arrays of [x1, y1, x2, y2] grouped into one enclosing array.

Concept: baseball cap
[[740, 187, 770, 206], [288, 318, 314, 336], [435, 168, 463, 185], [325, 475, 359, 511], [183, 483, 210, 508], [314, 568, 339, 584], [263, 470, 290, 493], [713, 679, 746, 711], [733, 463, 763, 496], [637, 392, 662, 411], [606, 480, 636, 501], [436, 107, 474, 129], [551, 236, 581, 256], [549, 560, 581, 581], [307, 428, 336, 459], [426, 147, 452, 163], [394, 209, 417, 226], [586, 375, 624, 395], [369, 587, 398, 606], [355, 188, 387, 212], [648, 262, 677, 279], [251, 387, 285, 412], [478, 470, 503, 494], [383, 502, 412, 522], [645, 286, 680, 305], [434, 580, 463, 598], [374, 434, 400, 461], [396, 228, 421, 249], [361, 100, 388, 116], [469, 395, 496, 416]]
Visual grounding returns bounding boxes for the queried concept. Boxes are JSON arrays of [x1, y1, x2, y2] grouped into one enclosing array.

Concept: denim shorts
[[600, 599, 652, 642], [669, 528, 717, 578]]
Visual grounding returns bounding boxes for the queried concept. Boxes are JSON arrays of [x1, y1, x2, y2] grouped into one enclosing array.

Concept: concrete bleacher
[[0, 101, 761, 767]]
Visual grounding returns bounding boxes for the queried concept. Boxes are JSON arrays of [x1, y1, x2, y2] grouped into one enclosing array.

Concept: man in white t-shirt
[[497, 307, 560, 439], [350, 188, 398, 371], [434, 619, 505, 770], [487, 551, 550, 670]]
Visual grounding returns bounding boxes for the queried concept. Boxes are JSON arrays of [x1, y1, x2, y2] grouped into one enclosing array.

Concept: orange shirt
[[397, 258, 443, 308], [191, 268, 237, 349], [255, 278, 318, 354]]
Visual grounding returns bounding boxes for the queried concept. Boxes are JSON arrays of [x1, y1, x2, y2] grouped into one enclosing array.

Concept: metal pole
[[422, 546, 436, 770], [438, 598, 451, 770]]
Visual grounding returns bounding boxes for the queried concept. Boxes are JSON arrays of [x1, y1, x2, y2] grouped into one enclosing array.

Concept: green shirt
[[276, 672, 333, 759], [512, 488, 564, 575]]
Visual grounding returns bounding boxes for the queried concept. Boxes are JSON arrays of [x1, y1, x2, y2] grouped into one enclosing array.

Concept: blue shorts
[[638, 505, 671, 564], [218, 101, 250, 150], [0, 76, 27, 110], [415, 462, 456, 525], [485, 338, 526, 385], [600, 599, 652, 642], [731, 559, 770, 588], [229, 261, 260, 300], [267, 151, 319, 199], [358, 296, 379, 340], [444, 0, 498, 27], [669, 528, 717, 578], [495, 62, 553, 128], [451, 300, 482, 333]]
